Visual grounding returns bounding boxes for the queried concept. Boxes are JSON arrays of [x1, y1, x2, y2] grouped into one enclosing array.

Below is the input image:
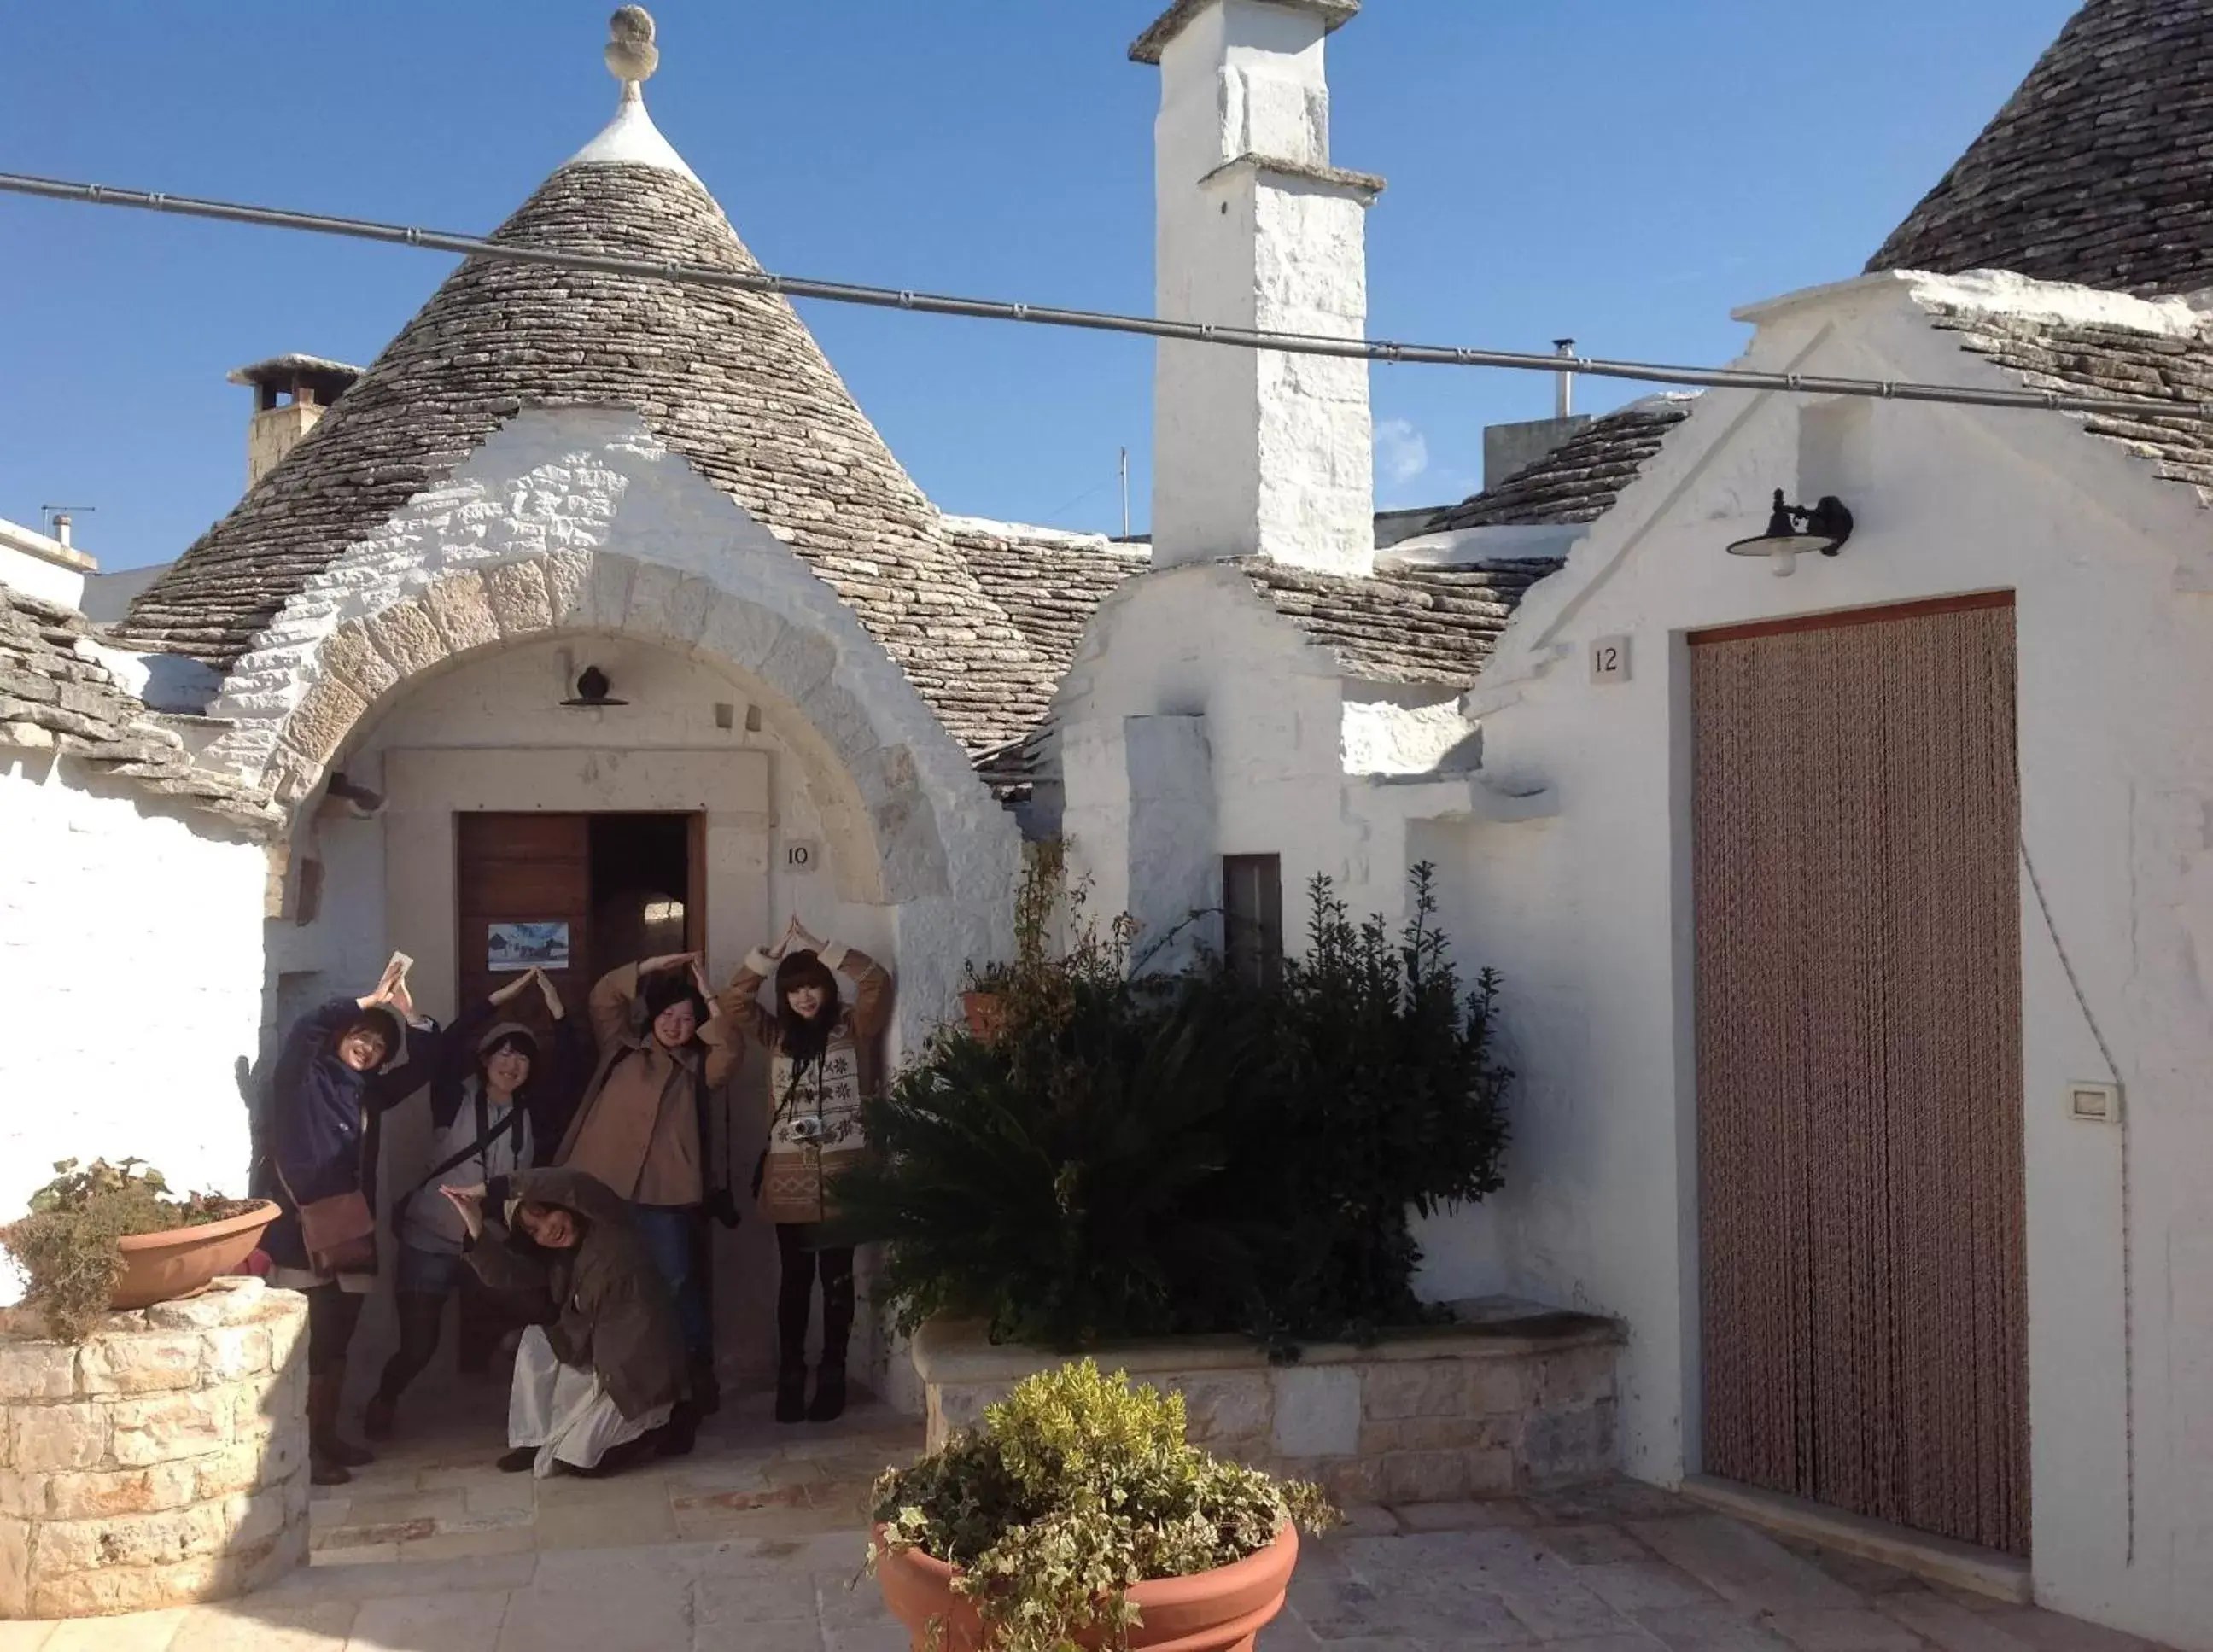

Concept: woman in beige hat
[[365, 966, 587, 1441]]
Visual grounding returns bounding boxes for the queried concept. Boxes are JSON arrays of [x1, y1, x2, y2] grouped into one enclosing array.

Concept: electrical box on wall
[[1590, 634, 1631, 684], [2068, 1081, 2121, 1123]]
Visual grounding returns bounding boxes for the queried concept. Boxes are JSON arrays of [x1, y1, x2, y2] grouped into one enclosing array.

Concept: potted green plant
[[959, 960, 1013, 1043], [0, 1159, 277, 1340], [869, 1358, 1338, 1652]]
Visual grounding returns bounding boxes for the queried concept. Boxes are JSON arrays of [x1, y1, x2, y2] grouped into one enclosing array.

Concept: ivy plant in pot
[[870, 1358, 1340, 1652], [0, 1159, 277, 1340]]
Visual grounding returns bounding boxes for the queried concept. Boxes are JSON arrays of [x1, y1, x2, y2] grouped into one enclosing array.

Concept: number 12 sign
[[1589, 635, 1631, 684]]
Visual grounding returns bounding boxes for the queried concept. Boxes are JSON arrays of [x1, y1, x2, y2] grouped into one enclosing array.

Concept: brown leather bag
[[288, 1184, 377, 1275]]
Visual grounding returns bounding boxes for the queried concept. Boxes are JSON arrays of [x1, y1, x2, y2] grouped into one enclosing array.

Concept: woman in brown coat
[[552, 954, 738, 1417], [441, 1168, 684, 1479], [721, 918, 892, 1422]]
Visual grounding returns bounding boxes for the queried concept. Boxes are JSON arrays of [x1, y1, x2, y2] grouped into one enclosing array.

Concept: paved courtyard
[[0, 1375, 2176, 1651]]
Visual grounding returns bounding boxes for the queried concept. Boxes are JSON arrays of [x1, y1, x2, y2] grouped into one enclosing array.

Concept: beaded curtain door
[[1691, 593, 2029, 1558]]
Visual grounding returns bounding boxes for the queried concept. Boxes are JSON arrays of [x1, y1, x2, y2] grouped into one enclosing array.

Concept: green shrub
[[834, 861, 1513, 1352], [871, 1358, 1339, 1652], [1218, 863, 1513, 1348], [0, 1159, 258, 1341], [836, 971, 1258, 1348]]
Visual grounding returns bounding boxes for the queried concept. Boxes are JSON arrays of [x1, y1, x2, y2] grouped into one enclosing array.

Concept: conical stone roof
[[1867, 0, 2213, 297], [118, 97, 1055, 755]]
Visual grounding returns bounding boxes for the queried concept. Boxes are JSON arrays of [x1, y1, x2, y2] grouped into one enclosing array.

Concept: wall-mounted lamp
[[1725, 489, 1854, 578], [325, 772, 384, 815], [560, 665, 628, 708]]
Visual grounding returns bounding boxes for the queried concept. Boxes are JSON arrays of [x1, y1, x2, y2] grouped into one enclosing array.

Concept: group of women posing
[[256, 919, 891, 1485]]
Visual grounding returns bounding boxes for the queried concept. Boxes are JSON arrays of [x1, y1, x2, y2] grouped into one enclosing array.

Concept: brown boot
[[308, 1371, 373, 1485]]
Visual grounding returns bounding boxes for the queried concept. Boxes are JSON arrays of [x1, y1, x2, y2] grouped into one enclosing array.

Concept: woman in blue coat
[[254, 957, 442, 1486]]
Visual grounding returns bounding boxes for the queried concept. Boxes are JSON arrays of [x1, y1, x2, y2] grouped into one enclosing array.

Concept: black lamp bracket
[[1778, 490, 1854, 555]]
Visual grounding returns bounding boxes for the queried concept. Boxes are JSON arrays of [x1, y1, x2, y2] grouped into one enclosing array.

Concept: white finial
[[566, 2, 698, 180], [605, 7, 659, 87]]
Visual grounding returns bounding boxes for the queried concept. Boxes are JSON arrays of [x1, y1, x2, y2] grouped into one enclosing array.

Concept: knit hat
[[476, 1020, 540, 1062]]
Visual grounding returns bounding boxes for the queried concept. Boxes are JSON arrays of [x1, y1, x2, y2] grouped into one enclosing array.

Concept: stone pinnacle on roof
[[605, 7, 659, 85], [567, 6, 698, 183], [1866, 0, 2213, 298]]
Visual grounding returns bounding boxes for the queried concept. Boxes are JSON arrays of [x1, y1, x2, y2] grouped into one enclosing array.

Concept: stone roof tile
[[115, 160, 1059, 756], [1423, 401, 1691, 532], [947, 522, 1153, 679], [1921, 301, 2213, 502], [1238, 558, 1560, 689], [1867, 0, 2213, 297], [0, 587, 281, 835]]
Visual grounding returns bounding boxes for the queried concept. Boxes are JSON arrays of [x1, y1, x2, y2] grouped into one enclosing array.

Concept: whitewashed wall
[[0, 757, 267, 1294], [0, 522, 89, 611], [1052, 564, 1455, 954], [1432, 271, 2213, 1649]]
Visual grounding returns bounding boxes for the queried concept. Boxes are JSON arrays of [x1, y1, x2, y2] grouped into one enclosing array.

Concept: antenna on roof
[[1119, 447, 1130, 540], [38, 505, 94, 548]]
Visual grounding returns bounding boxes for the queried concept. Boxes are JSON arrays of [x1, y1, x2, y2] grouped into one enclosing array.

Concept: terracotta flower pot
[[874, 1521, 1299, 1652], [111, 1200, 282, 1311], [961, 990, 1007, 1042]]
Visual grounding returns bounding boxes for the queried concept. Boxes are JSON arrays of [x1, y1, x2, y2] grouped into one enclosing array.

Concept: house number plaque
[[1590, 634, 1632, 684]]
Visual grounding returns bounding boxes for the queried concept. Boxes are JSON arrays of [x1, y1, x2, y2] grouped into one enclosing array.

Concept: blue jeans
[[631, 1204, 711, 1361]]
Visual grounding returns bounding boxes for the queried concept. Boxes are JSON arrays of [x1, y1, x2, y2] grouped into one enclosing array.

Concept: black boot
[[688, 1351, 721, 1417], [775, 1359, 808, 1424], [810, 1250, 855, 1423], [652, 1413, 697, 1458], [308, 1371, 373, 1486], [807, 1361, 847, 1423]]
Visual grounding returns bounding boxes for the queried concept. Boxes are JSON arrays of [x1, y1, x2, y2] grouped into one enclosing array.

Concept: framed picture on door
[[487, 921, 571, 972]]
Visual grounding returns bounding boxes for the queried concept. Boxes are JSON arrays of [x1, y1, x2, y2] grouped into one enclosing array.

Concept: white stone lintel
[[1200, 150, 1386, 202]]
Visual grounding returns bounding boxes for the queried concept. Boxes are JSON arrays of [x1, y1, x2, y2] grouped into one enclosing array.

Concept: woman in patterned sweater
[[721, 917, 891, 1422]]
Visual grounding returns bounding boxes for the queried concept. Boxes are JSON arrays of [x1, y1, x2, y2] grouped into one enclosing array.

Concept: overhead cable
[[5, 169, 2212, 424]]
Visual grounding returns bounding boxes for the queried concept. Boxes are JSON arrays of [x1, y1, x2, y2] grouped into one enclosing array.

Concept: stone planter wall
[[913, 1298, 1625, 1507], [0, 1277, 310, 1619]]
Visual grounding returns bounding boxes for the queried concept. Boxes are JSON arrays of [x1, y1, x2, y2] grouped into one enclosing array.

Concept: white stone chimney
[[1134, 0, 1381, 578]]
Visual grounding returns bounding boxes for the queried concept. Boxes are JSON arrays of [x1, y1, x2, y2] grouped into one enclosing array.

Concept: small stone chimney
[[226, 355, 362, 493], [1134, 0, 1382, 579]]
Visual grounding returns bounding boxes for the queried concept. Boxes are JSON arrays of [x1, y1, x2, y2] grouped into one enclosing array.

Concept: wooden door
[[1692, 593, 2029, 1556], [455, 813, 593, 1027]]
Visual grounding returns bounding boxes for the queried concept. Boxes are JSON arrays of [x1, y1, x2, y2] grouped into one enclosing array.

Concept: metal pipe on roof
[[5, 169, 2213, 425]]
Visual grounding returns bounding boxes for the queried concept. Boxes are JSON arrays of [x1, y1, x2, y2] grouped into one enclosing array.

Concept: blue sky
[[3, 1, 2077, 572]]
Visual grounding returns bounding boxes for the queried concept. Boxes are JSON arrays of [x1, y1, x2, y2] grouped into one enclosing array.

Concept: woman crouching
[[441, 1169, 686, 1479]]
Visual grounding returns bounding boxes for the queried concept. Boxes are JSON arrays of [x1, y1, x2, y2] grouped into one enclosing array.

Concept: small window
[[1223, 854, 1283, 989]]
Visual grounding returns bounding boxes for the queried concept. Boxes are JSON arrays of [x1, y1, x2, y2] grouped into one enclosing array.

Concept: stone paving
[[0, 1377, 2177, 1651]]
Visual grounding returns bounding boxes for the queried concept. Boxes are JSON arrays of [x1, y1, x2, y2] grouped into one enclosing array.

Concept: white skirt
[[509, 1325, 672, 1478]]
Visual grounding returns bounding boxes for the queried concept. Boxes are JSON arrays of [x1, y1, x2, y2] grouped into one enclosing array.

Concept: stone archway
[[207, 546, 1020, 1043]]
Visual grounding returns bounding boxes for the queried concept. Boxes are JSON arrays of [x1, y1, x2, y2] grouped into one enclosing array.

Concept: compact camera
[[785, 1115, 827, 1143]]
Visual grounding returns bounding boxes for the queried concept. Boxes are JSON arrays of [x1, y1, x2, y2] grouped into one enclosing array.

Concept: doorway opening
[[1690, 592, 2028, 1557], [456, 811, 705, 1025]]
